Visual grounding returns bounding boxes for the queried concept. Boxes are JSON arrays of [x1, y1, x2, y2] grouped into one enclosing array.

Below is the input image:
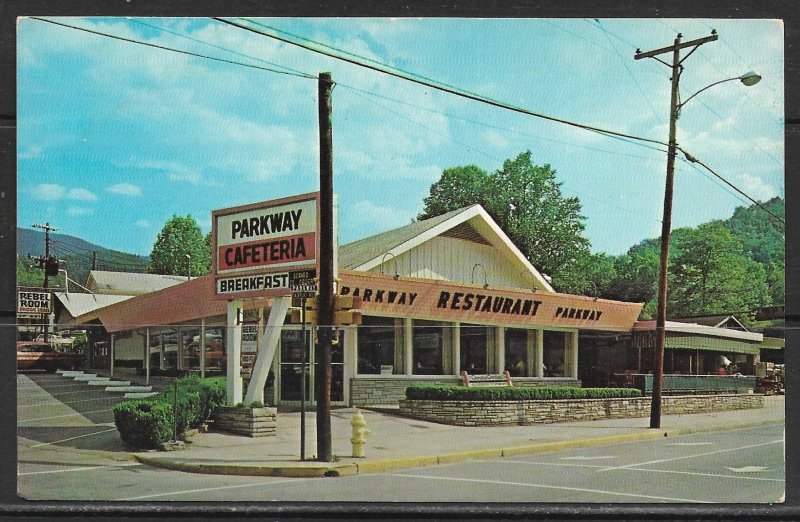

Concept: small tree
[[149, 215, 210, 276]]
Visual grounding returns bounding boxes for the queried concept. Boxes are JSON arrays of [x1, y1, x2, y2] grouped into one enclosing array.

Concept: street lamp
[[635, 32, 761, 429], [677, 71, 762, 117]]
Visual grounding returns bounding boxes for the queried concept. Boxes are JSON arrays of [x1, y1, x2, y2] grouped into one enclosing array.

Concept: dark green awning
[[665, 333, 761, 355]]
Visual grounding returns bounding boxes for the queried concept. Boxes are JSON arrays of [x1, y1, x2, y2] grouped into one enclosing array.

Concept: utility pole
[[316, 71, 335, 462], [31, 222, 58, 342], [32, 222, 57, 289], [635, 31, 717, 429]]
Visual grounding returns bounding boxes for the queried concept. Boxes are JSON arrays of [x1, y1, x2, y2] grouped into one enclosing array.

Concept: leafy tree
[[667, 222, 769, 317], [16, 256, 66, 289], [766, 262, 785, 306], [149, 215, 210, 276], [419, 151, 592, 289], [606, 241, 660, 305], [551, 252, 616, 296], [419, 165, 488, 218], [723, 197, 784, 268]]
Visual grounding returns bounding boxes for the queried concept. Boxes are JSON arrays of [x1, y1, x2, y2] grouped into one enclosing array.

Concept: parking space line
[[625, 466, 784, 483], [18, 397, 121, 408], [18, 408, 113, 423], [385, 473, 711, 503], [21, 389, 111, 397], [18, 463, 143, 476], [597, 440, 783, 472], [475, 459, 607, 469], [117, 478, 304, 501], [28, 427, 119, 448]]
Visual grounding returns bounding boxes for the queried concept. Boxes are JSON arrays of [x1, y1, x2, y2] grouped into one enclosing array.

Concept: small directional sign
[[290, 268, 317, 302]]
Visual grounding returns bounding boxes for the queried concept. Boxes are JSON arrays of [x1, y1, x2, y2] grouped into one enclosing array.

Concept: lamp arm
[[678, 76, 738, 110]]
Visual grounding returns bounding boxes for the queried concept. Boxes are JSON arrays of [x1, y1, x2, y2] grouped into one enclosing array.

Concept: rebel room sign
[[18, 290, 51, 314]]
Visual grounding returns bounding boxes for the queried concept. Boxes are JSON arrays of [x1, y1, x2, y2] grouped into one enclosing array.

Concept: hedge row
[[113, 376, 226, 450], [405, 385, 642, 401]]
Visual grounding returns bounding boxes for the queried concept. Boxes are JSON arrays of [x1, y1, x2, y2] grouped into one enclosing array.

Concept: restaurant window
[[460, 324, 489, 374], [161, 329, 179, 371], [412, 320, 452, 375], [182, 327, 201, 371], [202, 327, 226, 374], [148, 332, 163, 371], [543, 330, 567, 377], [357, 316, 404, 375], [505, 328, 530, 377]]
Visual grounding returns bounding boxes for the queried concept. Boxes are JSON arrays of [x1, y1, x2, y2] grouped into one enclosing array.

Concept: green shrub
[[405, 385, 642, 401], [113, 376, 227, 449], [113, 399, 173, 449]]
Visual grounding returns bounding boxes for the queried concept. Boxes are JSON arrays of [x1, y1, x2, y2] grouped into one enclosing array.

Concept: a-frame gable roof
[[673, 314, 749, 331], [339, 204, 555, 292]]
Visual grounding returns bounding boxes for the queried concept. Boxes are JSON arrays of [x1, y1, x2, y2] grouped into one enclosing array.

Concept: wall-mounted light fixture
[[472, 263, 489, 289]]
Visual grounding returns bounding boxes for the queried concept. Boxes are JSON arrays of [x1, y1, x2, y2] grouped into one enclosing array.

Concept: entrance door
[[279, 328, 344, 404]]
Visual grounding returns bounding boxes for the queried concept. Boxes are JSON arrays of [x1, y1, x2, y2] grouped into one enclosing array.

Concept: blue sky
[[17, 17, 784, 259]]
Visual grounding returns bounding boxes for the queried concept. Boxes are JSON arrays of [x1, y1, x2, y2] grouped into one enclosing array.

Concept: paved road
[[17, 373, 785, 504]]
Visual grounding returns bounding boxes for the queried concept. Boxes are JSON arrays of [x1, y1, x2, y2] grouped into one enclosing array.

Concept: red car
[[17, 341, 82, 372]]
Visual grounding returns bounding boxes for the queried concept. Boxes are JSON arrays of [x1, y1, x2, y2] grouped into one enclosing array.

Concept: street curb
[[133, 418, 783, 478], [132, 454, 359, 478]]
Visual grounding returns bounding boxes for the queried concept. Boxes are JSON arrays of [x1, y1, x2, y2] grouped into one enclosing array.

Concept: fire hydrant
[[350, 409, 371, 458]]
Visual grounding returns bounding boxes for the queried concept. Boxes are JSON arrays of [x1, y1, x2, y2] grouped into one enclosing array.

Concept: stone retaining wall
[[398, 393, 764, 426], [213, 406, 277, 437], [350, 377, 581, 406]]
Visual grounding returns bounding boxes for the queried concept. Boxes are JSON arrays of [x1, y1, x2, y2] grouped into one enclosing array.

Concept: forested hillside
[[599, 197, 784, 323], [16, 227, 149, 291]]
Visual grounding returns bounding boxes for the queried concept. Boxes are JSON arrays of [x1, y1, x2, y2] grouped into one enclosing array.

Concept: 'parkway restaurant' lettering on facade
[[338, 270, 621, 329]]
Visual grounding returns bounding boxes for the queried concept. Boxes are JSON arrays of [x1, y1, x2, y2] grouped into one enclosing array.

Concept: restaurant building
[[73, 204, 644, 406]]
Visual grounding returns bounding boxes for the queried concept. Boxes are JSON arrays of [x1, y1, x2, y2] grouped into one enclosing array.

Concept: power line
[[218, 17, 776, 222], [678, 147, 785, 228], [337, 82, 667, 160], [340, 84, 666, 229], [32, 16, 782, 237], [589, 19, 662, 122], [125, 17, 312, 79], [29, 17, 316, 80], [212, 17, 670, 149]]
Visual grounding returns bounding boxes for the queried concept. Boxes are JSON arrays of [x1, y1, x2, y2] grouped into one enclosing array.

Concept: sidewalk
[[133, 395, 785, 478]]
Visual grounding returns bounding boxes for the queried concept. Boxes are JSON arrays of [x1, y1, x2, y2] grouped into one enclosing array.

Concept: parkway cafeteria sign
[[212, 192, 320, 299]]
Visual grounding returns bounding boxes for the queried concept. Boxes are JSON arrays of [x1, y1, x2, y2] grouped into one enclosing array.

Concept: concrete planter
[[350, 376, 581, 406], [398, 393, 765, 426], [213, 406, 277, 437]]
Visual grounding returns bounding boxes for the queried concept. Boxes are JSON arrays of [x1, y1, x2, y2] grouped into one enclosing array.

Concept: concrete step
[[124, 392, 159, 399], [73, 374, 100, 381], [57, 370, 84, 376], [105, 386, 153, 393], [87, 380, 131, 386]]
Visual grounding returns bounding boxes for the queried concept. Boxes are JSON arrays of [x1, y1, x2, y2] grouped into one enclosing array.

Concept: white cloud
[[68, 207, 94, 216], [481, 129, 510, 150], [30, 184, 65, 200], [134, 219, 151, 228], [735, 173, 778, 201], [107, 183, 142, 196], [67, 188, 97, 201], [349, 200, 414, 228], [19, 145, 42, 159]]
